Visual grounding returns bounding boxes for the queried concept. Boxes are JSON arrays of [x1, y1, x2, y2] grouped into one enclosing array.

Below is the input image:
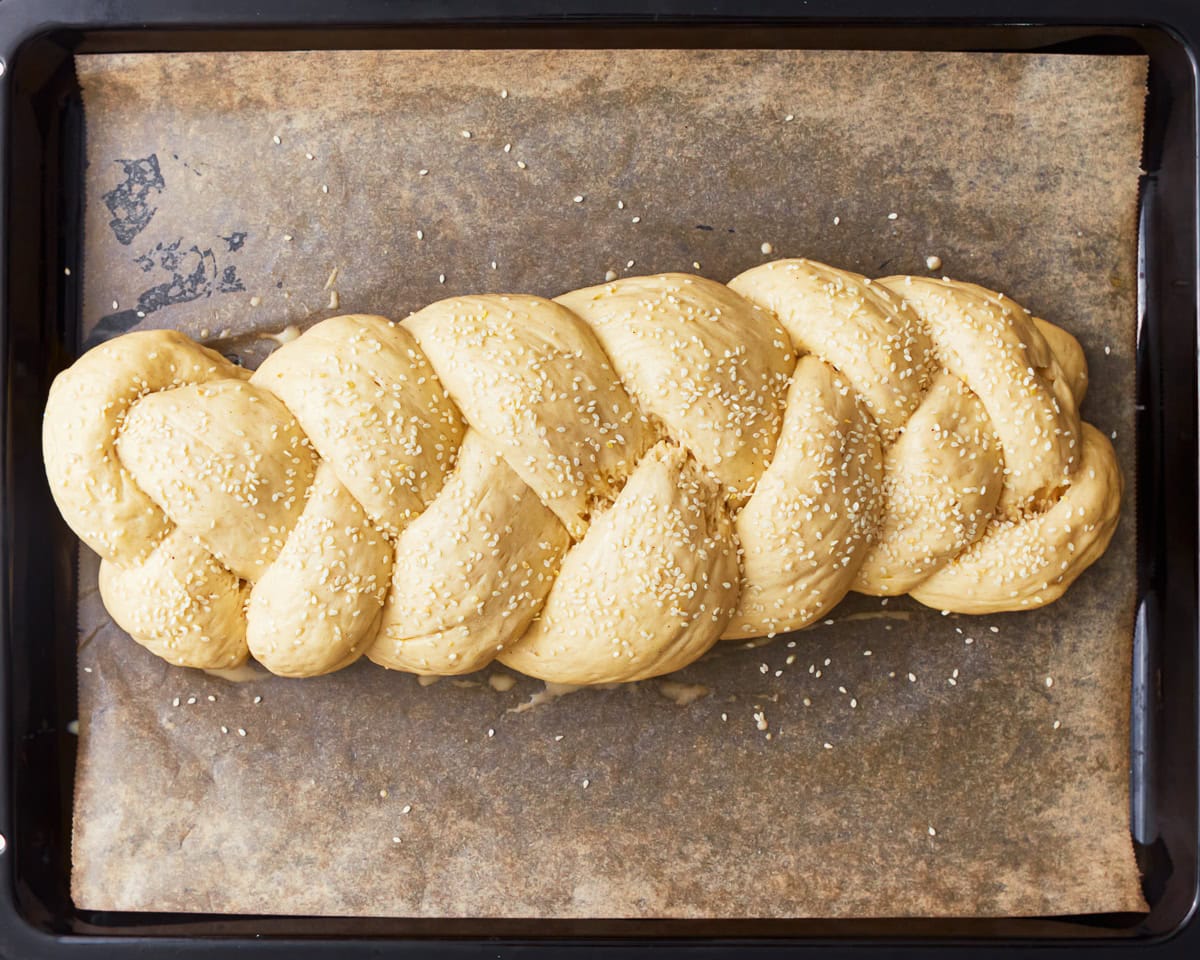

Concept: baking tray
[[0, 0, 1197, 956]]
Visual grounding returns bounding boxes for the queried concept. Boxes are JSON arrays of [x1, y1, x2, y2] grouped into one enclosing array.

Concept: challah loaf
[[43, 259, 1123, 682]]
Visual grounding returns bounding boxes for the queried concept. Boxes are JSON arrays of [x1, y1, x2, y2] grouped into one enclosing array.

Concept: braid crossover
[[42, 259, 1123, 683]]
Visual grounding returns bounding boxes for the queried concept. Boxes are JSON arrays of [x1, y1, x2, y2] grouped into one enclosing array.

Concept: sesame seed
[[187, 697, 196, 704], [172, 697, 180, 707], [554, 735, 564, 741], [136, 310, 145, 317], [784, 113, 794, 121], [1045, 676, 1054, 688], [253, 695, 262, 704], [582, 778, 590, 789], [438, 273, 446, 284], [928, 826, 937, 836], [237, 728, 246, 737], [207, 695, 216, 702], [693, 261, 701, 269], [487, 728, 495, 738], [500, 89, 508, 98], [392, 836, 402, 843], [380, 789, 388, 798], [112, 300, 119, 310], [760, 241, 774, 255], [402, 804, 412, 814], [887, 212, 898, 220], [833, 216, 840, 225], [631, 216, 641, 223], [573, 195, 585, 203], [249, 296, 261, 307], [516, 160, 527, 169], [272, 135, 281, 145], [282, 234, 293, 242], [617, 200, 625, 209], [64, 267, 71, 276], [925, 255, 942, 271], [320, 184, 328, 193], [823, 742, 833, 750], [305, 152, 314, 160], [419, 168, 429, 176], [221, 725, 228, 734], [461, 130, 472, 139], [721, 712, 728, 722], [907, 673, 917, 682], [1053, 720, 1062, 730], [605, 269, 618, 281], [416, 229, 424, 240]]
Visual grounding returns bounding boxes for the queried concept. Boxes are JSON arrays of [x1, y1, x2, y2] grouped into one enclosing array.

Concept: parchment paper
[[69, 49, 1146, 918]]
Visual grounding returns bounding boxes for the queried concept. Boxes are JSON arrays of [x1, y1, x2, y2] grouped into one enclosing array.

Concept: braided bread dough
[[43, 260, 1123, 682]]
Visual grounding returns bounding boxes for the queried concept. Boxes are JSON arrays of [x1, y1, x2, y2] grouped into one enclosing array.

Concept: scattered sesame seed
[[419, 168, 429, 176], [907, 673, 917, 682], [392, 836, 402, 843], [604, 269, 618, 282], [582, 778, 590, 789], [237, 728, 246, 737], [802, 697, 811, 707], [833, 216, 840, 225], [626, 259, 635, 268], [83, 667, 93, 673], [207, 695, 216, 702], [1111, 430, 1118, 440], [1045, 676, 1054, 688], [172, 697, 180, 707], [187, 696, 196, 705], [253, 695, 262, 704], [136, 310, 145, 318], [438, 273, 446, 284], [887, 212, 898, 220], [1053, 720, 1062, 730], [500, 88, 508, 98], [784, 113, 794, 121], [305, 152, 314, 160], [503, 143, 511, 153], [321, 184, 329, 193], [573, 195, 585, 203], [850, 698, 858, 708], [402, 804, 412, 814], [272, 135, 281, 145], [925, 255, 942, 271], [460, 130, 472, 139], [720, 712, 728, 722], [282, 234, 293, 242], [631, 216, 641, 223], [554, 735, 564, 741], [928, 826, 937, 836], [760, 241, 774, 255], [487, 728, 495, 738], [249, 296, 261, 307], [823, 742, 833, 750], [380, 789, 388, 798], [416, 229, 424, 240], [491, 260, 498, 270], [516, 160, 527, 169], [112, 300, 119, 311], [64, 267, 71, 276], [990, 626, 1000, 634], [617, 200, 625, 210], [965, 637, 975, 645]]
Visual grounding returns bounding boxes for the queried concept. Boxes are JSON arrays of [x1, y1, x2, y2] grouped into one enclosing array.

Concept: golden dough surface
[[43, 260, 1123, 681]]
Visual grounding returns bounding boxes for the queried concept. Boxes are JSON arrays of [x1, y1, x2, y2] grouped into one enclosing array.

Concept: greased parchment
[[69, 49, 1146, 918]]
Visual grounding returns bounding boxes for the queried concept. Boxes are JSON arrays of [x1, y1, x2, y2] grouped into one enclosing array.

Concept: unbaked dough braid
[[42, 260, 1123, 683]]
